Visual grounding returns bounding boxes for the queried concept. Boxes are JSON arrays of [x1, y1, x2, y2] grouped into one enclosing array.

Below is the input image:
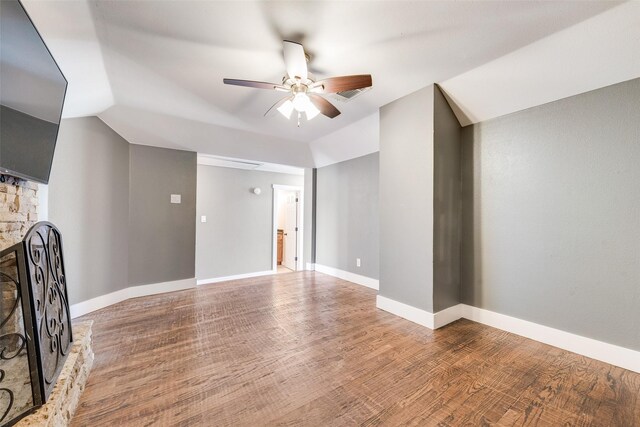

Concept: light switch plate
[[201, 215, 207, 223], [170, 194, 181, 204], [356, 258, 361, 267]]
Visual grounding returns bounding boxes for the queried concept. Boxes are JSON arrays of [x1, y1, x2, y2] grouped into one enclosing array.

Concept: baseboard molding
[[70, 277, 196, 319], [433, 303, 464, 329], [314, 264, 379, 290], [376, 295, 435, 328], [197, 270, 275, 286], [306, 262, 316, 271], [375, 297, 640, 373], [460, 305, 640, 374]]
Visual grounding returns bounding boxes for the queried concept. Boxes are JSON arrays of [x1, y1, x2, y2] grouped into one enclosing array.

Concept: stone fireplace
[[1, 174, 93, 426], [0, 174, 39, 248], [1, 175, 39, 352]]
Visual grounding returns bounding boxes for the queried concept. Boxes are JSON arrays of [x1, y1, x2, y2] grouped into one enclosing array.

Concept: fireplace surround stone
[[1, 175, 91, 426], [0, 175, 38, 250], [14, 321, 93, 427]]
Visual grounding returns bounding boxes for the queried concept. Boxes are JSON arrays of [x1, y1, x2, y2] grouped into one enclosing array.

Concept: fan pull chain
[[297, 112, 301, 127]]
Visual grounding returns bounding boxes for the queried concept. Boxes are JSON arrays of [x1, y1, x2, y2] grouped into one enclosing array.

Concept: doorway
[[272, 185, 303, 273]]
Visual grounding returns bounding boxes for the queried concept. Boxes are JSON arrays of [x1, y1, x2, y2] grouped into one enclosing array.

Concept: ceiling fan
[[223, 41, 372, 125]]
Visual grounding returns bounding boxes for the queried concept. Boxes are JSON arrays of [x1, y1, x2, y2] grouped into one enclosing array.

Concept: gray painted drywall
[[196, 165, 303, 280], [433, 86, 462, 312], [315, 153, 379, 279], [48, 117, 130, 304], [303, 168, 315, 267], [128, 145, 196, 286], [379, 86, 435, 312], [461, 78, 640, 350]]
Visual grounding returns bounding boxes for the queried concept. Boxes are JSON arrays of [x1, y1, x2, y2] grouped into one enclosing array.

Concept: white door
[[283, 192, 298, 271]]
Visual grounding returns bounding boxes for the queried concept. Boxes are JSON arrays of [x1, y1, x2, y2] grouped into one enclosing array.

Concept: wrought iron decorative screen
[[0, 222, 72, 426]]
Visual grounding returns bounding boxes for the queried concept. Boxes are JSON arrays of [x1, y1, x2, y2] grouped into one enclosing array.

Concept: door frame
[[272, 184, 304, 272]]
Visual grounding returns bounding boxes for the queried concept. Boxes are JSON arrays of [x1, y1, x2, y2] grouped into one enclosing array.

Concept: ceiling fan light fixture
[[291, 92, 320, 121], [224, 41, 372, 123], [305, 103, 320, 120], [277, 99, 294, 119], [292, 92, 311, 112]]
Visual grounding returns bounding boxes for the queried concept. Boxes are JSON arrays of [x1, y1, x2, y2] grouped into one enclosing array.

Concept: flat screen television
[[0, 0, 67, 184]]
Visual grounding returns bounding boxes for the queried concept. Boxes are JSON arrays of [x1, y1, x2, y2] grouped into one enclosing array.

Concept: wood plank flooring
[[72, 271, 640, 426]]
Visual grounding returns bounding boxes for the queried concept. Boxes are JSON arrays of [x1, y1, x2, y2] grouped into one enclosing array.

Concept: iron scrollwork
[[0, 251, 36, 426], [0, 222, 72, 426], [23, 222, 73, 401]]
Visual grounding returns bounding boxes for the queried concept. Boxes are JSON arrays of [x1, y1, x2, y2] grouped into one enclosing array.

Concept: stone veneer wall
[[1, 174, 39, 351], [0, 174, 39, 250]]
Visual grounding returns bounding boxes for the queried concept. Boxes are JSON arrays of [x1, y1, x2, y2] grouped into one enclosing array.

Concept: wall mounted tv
[[0, 0, 67, 184]]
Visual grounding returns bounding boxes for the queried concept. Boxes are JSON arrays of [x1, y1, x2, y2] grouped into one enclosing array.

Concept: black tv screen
[[0, 0, 67, 184]]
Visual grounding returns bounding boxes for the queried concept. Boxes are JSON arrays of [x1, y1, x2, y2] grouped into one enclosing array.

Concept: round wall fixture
[[253, 187, 262, 195]]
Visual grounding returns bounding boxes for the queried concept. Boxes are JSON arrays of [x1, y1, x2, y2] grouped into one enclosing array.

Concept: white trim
[[433, 303, 464, 329], [271, 184, 303, 192], [70, 277, 196, 319], [272, 184, 304, 272], [305, 262, 316, 271], [374, 297, 640, 373], [460, 305, 640, 374], [315, 264, 379, 290], [272, 188, 278, 271], [376, 295, 434, 329], [37, 184, 48, 222], [197, 270, 275, 285], [197, 154, 304, 175]]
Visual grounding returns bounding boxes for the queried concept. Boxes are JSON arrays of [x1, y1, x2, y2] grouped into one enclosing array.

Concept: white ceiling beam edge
[[98, 105, 315, 168], [197, 154, 305, 176], [439, 2, 640, 126]]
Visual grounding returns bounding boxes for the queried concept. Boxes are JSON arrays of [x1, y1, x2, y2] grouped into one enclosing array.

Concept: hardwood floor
[[72, 271, 640, 426]]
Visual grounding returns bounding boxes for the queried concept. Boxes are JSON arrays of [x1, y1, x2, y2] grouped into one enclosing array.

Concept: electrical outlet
[[170, 194, 181, 204], [356, 258, 361, 267], [201, 215, 207, 223]]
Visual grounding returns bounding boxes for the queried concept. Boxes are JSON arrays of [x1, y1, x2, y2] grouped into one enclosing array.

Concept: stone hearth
[[14, 321, 94, 427]]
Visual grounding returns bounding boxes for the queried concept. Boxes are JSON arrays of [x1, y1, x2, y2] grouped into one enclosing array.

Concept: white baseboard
[[314, 264, 379, 290], [460, 305, 640, 374], [197, 270, 275, 286], [70, 277, 196, 319], [433, 303, 464, 329], [305, 262, 316, 271], [376, 295, 435, 328], [375, 297, 640, 373]]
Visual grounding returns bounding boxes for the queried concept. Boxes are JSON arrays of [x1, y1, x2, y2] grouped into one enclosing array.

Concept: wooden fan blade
[[264, 96, 292, 117], [223, 78, 287, 91], [283, 40, 308, 81], [308, 94, 340, 119], [311, 75, 372, 94]]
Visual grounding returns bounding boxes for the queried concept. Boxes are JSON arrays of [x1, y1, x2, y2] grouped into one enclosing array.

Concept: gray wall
[[49, 117, 130, 304], [49, 118, 198, 303], [379, 86, 435, 312], [461, 78, 640, 350], [315, 153, 379, 279], [433, 86, 462, 312], [196, 165, 303, 280], [303, 167, 315, 267], [128, 145, 196, 286]]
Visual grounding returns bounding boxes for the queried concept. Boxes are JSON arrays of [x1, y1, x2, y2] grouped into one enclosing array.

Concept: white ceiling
[[440, 1, 640, 126], [22, 1, 631, 167]]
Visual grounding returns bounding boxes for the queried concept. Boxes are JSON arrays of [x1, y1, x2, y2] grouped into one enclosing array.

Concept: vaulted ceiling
[[23, 1, 638, 167]]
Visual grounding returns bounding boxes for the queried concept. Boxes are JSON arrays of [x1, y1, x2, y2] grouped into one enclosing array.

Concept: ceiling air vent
[[332, 86, 372, 102]]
